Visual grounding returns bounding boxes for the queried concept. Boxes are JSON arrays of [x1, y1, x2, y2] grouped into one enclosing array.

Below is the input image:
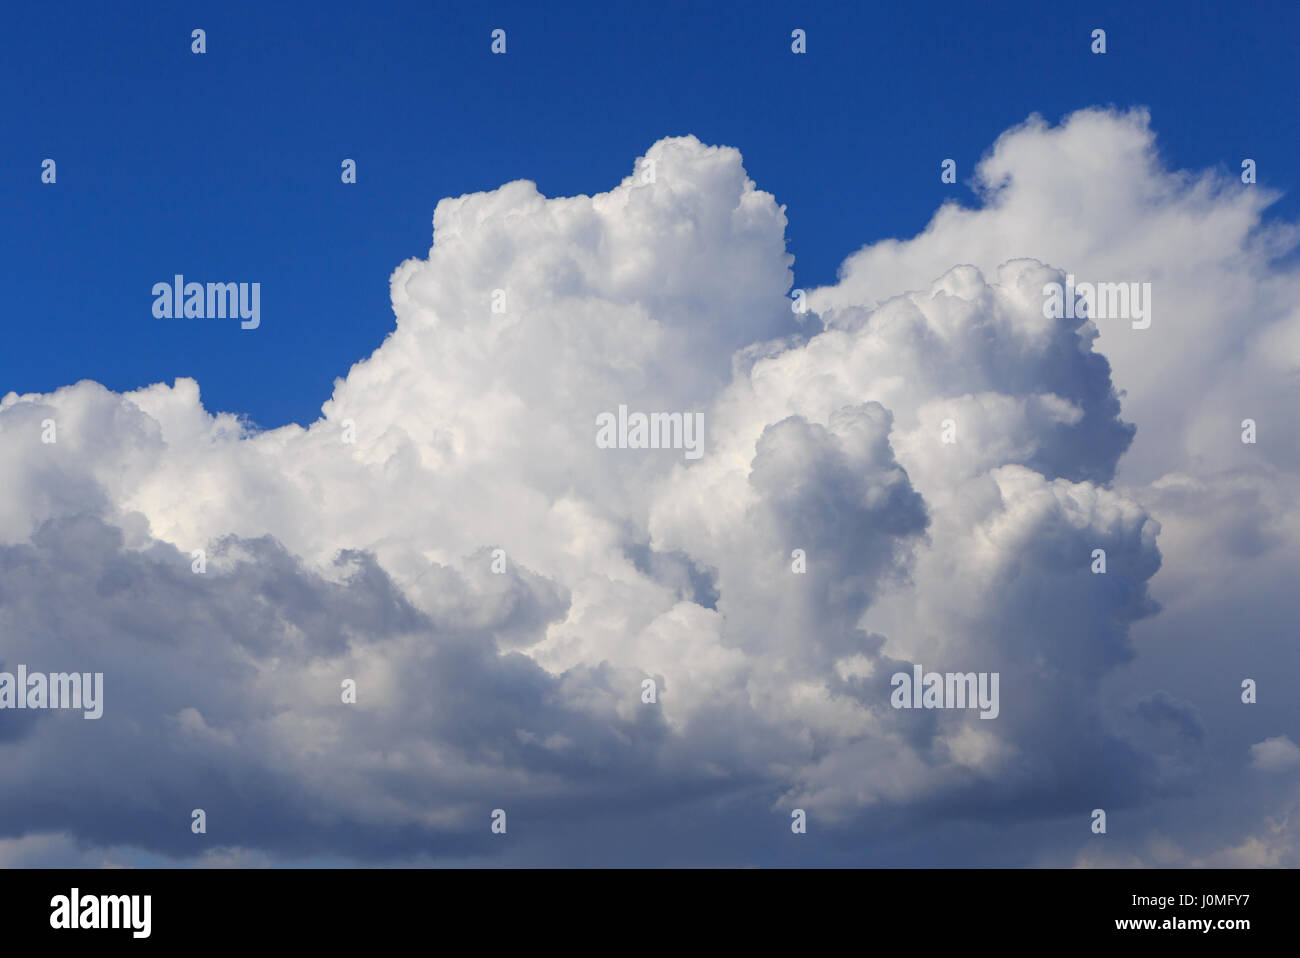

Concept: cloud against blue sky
[[1, 105, 1297, 866]]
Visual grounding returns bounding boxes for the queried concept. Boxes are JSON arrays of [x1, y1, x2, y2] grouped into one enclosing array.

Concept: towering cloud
[[0, 109, 1296, 866]]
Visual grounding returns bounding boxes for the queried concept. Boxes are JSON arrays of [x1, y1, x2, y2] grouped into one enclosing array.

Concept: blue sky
[[4, 0, 1296, 428]]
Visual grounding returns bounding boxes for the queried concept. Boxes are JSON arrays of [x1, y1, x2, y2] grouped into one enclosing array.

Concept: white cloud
[[1251, 735, 1300, 772], [0, 111, 1296, 864]]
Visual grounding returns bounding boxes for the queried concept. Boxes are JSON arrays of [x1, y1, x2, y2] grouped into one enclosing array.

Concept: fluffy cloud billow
[[0, 108, 1296, 866]]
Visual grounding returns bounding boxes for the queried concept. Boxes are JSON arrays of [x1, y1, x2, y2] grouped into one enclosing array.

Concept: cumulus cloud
[[1251, 736, 1300, 772], [0, 109, 1296, 865]]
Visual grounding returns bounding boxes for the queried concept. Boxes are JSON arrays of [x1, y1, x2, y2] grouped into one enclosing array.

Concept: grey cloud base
[[1, 109, 1297, 867]]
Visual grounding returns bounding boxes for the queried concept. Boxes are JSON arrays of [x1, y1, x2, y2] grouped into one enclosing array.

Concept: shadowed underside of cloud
[[0, 108, 1297, 866]]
